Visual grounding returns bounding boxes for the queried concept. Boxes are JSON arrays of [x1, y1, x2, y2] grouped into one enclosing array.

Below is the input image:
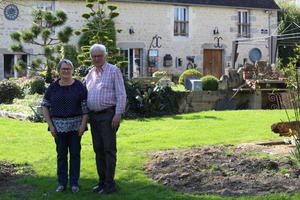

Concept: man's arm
[[112, 68, 127, 130]]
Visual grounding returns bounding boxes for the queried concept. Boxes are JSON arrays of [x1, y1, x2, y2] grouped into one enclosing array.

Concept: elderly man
[[85, 44, 126, 194]]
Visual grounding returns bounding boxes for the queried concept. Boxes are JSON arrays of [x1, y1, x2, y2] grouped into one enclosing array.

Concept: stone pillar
[[253, 90, 262, 109], [13, 55, 18, 78], [26, 54, 31, 76], [0, 54, 4, 80]]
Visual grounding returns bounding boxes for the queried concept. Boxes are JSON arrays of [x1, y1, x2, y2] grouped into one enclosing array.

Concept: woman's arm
[[78, 114, 88, 136], [42, 106, 58, 138]]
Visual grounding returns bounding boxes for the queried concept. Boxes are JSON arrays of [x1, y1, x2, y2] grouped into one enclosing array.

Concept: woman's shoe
[[71, 186, 80, 193], [55, 185, 65, 192]]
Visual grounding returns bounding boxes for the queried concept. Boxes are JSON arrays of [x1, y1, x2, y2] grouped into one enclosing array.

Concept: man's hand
[[78, 124, 86, 136], [49, 125, 58, 138], [112, 113, 122, 131]]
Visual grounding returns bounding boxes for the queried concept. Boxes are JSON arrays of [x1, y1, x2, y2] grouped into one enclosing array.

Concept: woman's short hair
[[57, 59, 74, 71], [89, 44, 107, 57]]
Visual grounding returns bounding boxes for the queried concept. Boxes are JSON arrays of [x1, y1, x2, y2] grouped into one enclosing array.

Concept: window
[[174, 7, 189, 36], [238, 10, 250, 38], [37, 1, 54, 11], [37, 1, 55, 30]]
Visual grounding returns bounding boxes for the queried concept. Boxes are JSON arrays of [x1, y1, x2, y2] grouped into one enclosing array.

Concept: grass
[[0, 109, 300, 200]]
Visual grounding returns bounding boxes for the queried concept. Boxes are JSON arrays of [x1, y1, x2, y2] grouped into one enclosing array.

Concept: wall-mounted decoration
[[163, 54, 173, 67], [213, 27, 219, 35], [249, 48, 262, 63], [176, 57, 183, 68], [261, 29, 268, 34], [129, 26, 135, 35], [4, 4, 19, 20], [148, 49, 158, 67], [214, 36, 223, 48]]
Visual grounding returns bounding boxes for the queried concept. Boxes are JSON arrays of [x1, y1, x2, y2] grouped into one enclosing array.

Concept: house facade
[[0, 0, 279, 80]]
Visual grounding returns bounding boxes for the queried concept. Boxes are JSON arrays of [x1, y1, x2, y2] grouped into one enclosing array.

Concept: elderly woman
[[41, 59, 88, 193]]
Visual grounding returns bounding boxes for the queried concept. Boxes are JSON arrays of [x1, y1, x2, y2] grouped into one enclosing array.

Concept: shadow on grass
[[1, 161, 299, 200], [7, 172, 300, 200], [12, 174, 226, 200], [135, 114, 222, 122]]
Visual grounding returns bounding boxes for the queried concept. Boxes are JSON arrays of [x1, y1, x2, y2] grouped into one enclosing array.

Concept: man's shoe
[[71, 186, 80, 193], [92, 184, 104, 193], [98, 186, 117, 195], [55, 185, 65, 192]]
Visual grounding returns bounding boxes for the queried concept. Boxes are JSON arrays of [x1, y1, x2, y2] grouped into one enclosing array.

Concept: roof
[[114, 0, 280, 10]]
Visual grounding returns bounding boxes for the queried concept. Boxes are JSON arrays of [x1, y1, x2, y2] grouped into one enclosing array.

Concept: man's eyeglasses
[[91, 54, 105, 58]]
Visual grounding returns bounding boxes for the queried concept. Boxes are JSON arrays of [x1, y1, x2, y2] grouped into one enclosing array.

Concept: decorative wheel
[[4, 4, 19, 20]]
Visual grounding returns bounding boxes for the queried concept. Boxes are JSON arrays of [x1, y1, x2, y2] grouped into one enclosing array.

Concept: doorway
[[4, 54, 27, 79], [203, 49, 223, 79], [120, 48, 143, 79]]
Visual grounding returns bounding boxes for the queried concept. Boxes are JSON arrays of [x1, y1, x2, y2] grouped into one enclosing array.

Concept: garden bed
[[146, 142, 300, 197], [0, 161, 35, 198]]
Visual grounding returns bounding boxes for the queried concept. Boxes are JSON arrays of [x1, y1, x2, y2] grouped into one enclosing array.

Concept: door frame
[[203, 48, 223, 79]]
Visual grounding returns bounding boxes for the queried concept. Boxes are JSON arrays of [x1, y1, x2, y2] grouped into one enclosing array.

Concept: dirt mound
[[0, 161, 35, 198], [146, 144, 300, 197]]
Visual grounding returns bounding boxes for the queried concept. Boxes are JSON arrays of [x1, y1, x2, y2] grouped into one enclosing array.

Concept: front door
[[203, 49, 222, 79]]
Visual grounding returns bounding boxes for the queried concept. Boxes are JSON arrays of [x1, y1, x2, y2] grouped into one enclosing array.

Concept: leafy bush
[[155, 77, 173, 88], [171, 74, 180, 84], [74, 76, 85, 82], [179, 69, 202, 85], [21, 78, 46, 95], [201, 75, 219, 91], [0, 80, 23, 104], [61, 45, 79, 69], [75, 65, 92, 77], [152, 71, 169, 78], [124, 80, 187, 119]]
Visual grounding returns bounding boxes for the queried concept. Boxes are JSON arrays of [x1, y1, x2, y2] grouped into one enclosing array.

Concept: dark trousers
[[89, 109, 117, 188], [55, 132, 81, 187]]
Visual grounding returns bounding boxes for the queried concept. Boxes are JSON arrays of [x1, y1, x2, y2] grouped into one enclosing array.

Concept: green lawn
[[0, 109, 300, 200]]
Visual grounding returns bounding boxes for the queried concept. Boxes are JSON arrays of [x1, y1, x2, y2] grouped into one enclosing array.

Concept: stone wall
[[0, 0, 278, 79], [178, 89, 266, 113]]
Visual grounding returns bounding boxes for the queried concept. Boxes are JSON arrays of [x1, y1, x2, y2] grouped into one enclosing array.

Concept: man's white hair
[[89, 44, 107, 56]]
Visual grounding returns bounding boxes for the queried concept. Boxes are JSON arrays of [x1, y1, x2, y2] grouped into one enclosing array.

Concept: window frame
[[237, 10, 250, 38], [174, 7, 189, 37]]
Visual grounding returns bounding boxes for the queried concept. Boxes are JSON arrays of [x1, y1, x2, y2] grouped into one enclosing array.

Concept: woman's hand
[[49, 125, 58, 138], [78, 124, 86, 136]]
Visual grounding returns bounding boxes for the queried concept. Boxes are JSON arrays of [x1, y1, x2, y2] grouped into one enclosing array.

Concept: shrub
[[152, 71, 169, 78], [179, 69, 202, 85], [75, 65, 92, 77], [171, 74, 180, 84], [21, 78, 46, 95], [0, 80, 23, 104], [201, 75, 219, 91], [61, 45, 79, 69], [124, 79, 187, 119], [156, 77, 173, 88]]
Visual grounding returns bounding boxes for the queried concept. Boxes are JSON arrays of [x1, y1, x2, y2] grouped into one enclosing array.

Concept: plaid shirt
[[84, 62, 127, 114]]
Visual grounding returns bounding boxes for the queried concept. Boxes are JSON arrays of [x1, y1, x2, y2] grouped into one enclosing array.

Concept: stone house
[[0, 0, 279, 80]]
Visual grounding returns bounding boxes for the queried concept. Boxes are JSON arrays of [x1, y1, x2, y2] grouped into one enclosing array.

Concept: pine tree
[[10, 9, 73, 83], [75, 0, 127, 77]]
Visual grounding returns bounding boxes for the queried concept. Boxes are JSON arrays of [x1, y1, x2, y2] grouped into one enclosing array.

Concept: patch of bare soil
[[146, 142, 300, 197], [0, 161, 35, 198]]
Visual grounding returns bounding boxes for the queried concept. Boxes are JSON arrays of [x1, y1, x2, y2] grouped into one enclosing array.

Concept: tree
[[10, 8, 73, 82], [74, 0, 127, 77], [277, 0, 300, 67]]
